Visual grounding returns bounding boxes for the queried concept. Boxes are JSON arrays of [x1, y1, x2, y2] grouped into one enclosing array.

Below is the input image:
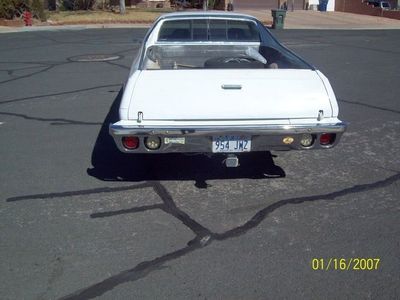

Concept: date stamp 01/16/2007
[[311, 258, 381, 271]]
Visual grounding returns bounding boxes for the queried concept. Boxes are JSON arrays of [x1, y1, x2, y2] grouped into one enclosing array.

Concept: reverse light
[[300, 134, 314, 147], [320, 133, 335, 146], [144, 136, 161, 150], [282, 136, 294, 145], [122, 136, 139, 149]]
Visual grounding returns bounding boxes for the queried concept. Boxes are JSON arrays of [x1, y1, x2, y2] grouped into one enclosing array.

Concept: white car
[[110, 12, 347, 167]]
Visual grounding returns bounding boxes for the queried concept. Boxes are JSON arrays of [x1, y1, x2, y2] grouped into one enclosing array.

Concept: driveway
[[0, 28, 399, 299]]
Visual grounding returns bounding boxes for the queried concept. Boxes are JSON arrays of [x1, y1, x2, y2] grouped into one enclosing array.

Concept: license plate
[[212, 135, 251, 153]]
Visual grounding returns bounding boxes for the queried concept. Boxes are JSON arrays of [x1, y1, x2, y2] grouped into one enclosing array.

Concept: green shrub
[[0, 0, 14, 19], [0, 0, 47, 20], [31, 0, 47, 20], [205, 0, 222, 9], [61, 0, 97, 10], [0, 0, 29, 19]]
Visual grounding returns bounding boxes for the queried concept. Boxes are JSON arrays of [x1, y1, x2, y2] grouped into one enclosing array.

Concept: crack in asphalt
[[0, 84, 122, 105], [338, 98, 400, 115], [0, 59, 75, 86], [0, 64, 60, 85], [0, 44, 134, 88], [0, 64, 50, 75], [91, 203, 164, 218], [0, 111, 102, 126], [0, 49, 131, 118], [152, 182, 213, 237], [0, 60, 67, 65], [60, 172, 400, 299], [6, 172, 400, 299], [113, 47, 141, 56], [105, 61, 131, 70], [6, 182, 152, 202]]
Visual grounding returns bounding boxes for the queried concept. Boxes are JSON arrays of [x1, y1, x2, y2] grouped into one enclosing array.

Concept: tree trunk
[[203, 0, 208, 10], [120, 0, 126, 14]]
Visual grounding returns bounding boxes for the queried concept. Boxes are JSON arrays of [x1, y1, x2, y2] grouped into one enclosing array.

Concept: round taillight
[[122, 136, 139, 149], [320, 133, 335, 146], [144, 136, 161, 150], [300, 133, 314, 147]]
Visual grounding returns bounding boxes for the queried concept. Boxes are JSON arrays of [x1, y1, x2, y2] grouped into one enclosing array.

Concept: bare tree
[[120, 0, 126, 14], [203, 0, 208, 10]]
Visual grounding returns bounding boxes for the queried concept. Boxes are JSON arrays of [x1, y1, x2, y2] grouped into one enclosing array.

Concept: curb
[[2, 23, 400, 33], [0, 23, 152, 33]]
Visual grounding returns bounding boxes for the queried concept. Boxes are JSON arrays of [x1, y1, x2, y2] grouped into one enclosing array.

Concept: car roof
[[156, 11, 259, 22]]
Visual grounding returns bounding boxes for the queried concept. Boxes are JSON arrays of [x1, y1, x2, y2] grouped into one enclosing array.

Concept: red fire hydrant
[[23, 11, 32, 26]]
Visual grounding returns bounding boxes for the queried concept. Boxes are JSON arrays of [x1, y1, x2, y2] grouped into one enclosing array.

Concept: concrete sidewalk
[[244, 10, 400, 29], [1, 10, 400, 33], [0, 23, 150, 33]]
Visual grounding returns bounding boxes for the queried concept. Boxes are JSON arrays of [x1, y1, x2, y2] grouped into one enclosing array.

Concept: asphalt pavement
[[0, 28, 399, 300]]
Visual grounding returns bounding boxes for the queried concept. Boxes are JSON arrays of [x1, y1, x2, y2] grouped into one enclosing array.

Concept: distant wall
[[308, 0, 336, 11], [335, 0, 400, 20], [383, 9, 400, 19], [217, 0, 308, 10], [217, 0, 340, 12], [110, 0, 170, 8], [327, 0, 336, 11]]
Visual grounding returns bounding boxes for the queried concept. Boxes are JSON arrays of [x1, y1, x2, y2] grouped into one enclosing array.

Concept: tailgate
[[128, 69, 332, 121]]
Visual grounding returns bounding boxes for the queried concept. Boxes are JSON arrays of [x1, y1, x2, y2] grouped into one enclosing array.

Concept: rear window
[[143, 44, 311, 70], [158, 19, 260, 42]]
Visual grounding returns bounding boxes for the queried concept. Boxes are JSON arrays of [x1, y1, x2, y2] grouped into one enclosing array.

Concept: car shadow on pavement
[[87, 88, 285, 186]]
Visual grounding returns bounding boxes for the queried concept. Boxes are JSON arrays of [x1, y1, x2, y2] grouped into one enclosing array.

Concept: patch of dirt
[[0, 18, 25, 27], [47, 19, 153, 25]]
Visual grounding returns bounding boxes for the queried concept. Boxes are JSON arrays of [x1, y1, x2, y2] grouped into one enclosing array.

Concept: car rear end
[[110, 13, 347, 158]]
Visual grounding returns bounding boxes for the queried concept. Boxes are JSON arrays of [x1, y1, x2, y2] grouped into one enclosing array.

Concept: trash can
[[318, 0, 328, 11], [271, 9, 287, 29]]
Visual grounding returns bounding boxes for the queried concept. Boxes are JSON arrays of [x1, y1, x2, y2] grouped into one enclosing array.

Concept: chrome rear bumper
[[109, 122, 347, 153]]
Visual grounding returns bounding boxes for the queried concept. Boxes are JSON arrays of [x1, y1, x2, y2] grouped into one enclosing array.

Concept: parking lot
[[0, 28, 399, 299]]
